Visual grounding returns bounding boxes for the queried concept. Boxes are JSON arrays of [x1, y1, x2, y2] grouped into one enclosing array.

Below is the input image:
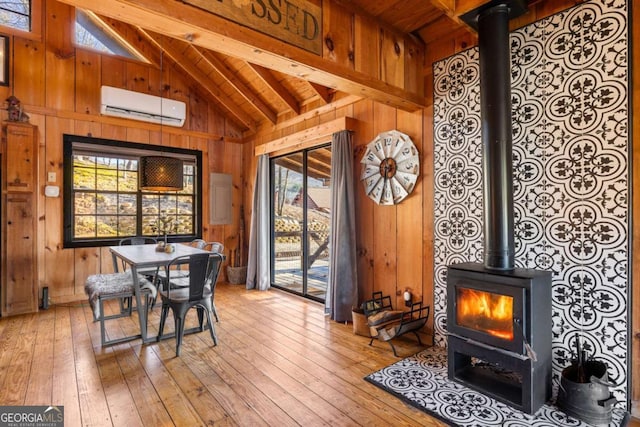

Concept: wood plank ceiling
[[61, 0, 561, 136]]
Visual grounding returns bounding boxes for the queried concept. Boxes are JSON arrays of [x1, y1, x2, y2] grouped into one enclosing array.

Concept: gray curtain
[[325, 130, 358, 322], [246, 154, 271, 290]]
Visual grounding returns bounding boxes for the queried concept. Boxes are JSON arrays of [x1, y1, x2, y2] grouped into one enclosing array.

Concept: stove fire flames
[[456, 288, 514, 340]]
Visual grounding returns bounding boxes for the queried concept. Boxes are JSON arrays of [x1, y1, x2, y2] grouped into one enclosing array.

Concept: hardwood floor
[[0, 282, 444, 426], [2, 283, 638, 426]]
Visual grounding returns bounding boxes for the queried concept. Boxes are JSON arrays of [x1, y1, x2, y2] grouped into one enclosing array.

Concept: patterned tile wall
[[432, 0, 629, 403]]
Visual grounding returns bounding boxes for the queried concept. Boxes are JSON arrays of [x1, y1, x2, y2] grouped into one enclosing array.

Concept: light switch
[[48, 172, 56, 182]]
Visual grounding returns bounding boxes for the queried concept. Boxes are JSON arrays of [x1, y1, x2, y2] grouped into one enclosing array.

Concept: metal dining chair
[[189, 239, 208, 249], [119, 236, 158, 245], [206, 241, 224, 254], [157, 252, 223, 356], [118, 236, 158, 274], [118, 236, 159, 308], [155, 238, 209, 287]]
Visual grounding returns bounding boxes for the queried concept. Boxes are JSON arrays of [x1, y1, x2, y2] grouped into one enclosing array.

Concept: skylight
[[0, 0, 30, 32], [75, 9, 147, 62]]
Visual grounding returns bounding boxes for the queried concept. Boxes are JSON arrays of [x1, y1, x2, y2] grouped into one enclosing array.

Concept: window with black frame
[[63, 134, 202, 248]]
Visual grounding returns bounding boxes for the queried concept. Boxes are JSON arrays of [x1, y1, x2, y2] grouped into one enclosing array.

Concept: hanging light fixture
[[139, 155, 183, 191], [139, 47, 184, 192]]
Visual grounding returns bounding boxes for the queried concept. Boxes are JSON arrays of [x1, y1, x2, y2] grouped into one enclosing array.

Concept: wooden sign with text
[[182, 0, 322, 55]]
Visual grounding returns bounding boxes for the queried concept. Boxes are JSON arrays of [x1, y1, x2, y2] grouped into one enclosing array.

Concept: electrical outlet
[[48, 172, 56, 182]]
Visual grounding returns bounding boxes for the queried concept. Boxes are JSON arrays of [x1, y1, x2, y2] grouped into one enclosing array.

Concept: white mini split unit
[[100, 85, 186, 127]]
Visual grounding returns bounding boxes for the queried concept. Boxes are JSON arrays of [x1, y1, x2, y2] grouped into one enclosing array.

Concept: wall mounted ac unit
[[100, 85, 186, 127]]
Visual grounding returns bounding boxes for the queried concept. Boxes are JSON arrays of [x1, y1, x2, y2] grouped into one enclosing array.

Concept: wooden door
[[5, 123, 35, 193], [2, 122, 38, 316], [4, 194, 37, 315]]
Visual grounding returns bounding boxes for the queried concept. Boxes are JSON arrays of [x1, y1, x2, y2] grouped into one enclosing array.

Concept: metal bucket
[[557, 360, 617, 426]]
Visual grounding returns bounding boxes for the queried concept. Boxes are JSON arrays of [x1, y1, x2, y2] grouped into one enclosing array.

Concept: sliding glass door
[[271, 145, 331, 301]]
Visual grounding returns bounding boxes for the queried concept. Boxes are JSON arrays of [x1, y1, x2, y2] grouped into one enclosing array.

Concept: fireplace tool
[[557, 333, 617, 425]]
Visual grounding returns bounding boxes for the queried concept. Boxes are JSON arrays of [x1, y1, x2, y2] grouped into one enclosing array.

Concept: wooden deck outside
[[273, 258, 328, 300], [0, 281, 444, 426]]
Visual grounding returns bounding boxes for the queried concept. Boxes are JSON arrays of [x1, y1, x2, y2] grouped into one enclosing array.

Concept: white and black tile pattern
[[433, 0, 629, 404], [365, 347, 627, 427]]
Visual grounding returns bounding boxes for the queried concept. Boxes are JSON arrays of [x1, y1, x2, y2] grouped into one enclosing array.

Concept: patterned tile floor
[[365, 346, 628, 427]]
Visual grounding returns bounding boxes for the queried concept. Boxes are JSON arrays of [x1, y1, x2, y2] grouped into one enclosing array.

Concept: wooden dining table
[[109, 243, 212, 343]]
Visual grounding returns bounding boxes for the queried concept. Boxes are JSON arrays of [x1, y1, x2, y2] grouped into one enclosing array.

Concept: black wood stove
[[447, 263, 552, 414], [446, 0, 553, 415]]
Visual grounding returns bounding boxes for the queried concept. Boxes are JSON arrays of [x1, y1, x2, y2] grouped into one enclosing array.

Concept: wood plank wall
[[245, 96, 438, 342], [0, 0, 244, 305]]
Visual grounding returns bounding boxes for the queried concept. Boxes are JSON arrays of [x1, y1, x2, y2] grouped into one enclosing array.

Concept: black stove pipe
[[478, 3, 515, 271]]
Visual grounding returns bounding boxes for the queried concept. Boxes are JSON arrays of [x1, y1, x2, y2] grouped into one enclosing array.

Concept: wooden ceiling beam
[[307, 157, 331, 176], [308, 82, 334, 104], [429, 0, 490, 18], [427, 0, 483, 29], [428, 0, 457, 15], [419, 15, 474, 44], [275, 156, 330, 180], [197, 49, 278, 124], [255, 117, 357, 157], [452, 0, 495, 16], [428, 0, 525, 31], [55, 0, 426, 111], [248, 64, 301, 115], [140, 30, 257, 131], [248, 93, 361, 138], [79, 11, 150, 63], [276, 152, 331, 179], [275, 157, 303, 173], [100, 15, 161, 67], [309, 149, 332, 165]]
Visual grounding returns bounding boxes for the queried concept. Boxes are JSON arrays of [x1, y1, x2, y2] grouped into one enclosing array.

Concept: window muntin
[[0, 0, 30, 32], [64, 135, 202, 248]]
